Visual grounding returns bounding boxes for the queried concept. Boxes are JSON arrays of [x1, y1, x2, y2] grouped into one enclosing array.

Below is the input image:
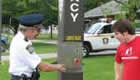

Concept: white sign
[[70, 0, 80, 22]]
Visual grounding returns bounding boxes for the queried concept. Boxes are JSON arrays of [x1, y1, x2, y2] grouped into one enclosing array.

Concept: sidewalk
[[1, 40, 57, 61], [1, 53, 57, 61], [32, 40, 57, 44]]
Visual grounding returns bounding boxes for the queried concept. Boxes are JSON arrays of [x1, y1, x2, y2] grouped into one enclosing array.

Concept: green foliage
[[135, 23, 140, 28], [2, 0, 113, 26], [115, 0, 140, 27], [40, 0, 58, 25], [2, 0, 58, 26]]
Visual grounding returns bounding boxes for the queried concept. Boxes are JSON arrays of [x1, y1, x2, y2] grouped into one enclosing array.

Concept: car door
[[89, 24, 111, 50], [97, 24, 119, 49]]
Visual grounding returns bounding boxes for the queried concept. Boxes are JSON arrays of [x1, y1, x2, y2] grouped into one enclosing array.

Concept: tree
[[2, 0, 58, 33], [40, 0, 58, 25], [114, 0, 140, 26]]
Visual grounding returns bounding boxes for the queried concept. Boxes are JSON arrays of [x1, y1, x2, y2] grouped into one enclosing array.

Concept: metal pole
[[0, 0, 2, 62], [58, 0, 84, 80], [50, 25, 53, 39]]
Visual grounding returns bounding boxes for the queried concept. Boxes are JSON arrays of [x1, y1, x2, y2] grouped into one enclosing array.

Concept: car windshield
[[85, 23, 102, 34]]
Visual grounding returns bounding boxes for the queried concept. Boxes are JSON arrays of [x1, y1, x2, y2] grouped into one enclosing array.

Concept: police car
[[83, 19, 119, 57]]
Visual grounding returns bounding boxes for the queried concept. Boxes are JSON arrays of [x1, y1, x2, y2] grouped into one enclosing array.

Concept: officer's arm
[[114, 62, 123, 80], [38, 62, 66, 72]]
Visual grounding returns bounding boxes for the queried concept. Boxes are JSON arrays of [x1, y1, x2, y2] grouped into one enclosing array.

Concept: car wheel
[[82, 45, 90, 57]]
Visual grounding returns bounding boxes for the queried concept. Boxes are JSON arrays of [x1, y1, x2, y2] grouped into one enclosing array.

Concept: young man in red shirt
[[112, 19, 140, 80]]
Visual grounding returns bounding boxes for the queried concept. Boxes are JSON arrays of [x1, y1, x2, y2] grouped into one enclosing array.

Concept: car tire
[[82, 45, 90, 57]]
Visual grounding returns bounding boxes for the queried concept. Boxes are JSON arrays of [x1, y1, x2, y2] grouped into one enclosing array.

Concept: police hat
[[18, 14, 44, 27]]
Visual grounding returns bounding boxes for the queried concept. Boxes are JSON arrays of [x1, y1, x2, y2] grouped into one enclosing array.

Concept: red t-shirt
[[115, 36, 140, 80]]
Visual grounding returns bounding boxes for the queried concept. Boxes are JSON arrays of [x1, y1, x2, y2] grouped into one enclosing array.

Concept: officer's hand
[[56, 64, 66, 72]]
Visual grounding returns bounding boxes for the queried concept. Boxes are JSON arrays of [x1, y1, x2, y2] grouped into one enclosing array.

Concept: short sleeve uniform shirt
[[9, 31, 41, 77]]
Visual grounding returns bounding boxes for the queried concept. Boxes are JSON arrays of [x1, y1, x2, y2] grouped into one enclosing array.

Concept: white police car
[[83, 20, 119, 57]]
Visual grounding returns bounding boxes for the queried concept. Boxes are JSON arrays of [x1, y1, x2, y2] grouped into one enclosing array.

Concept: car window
[[98, 25, 113, 34], [85, 23, 102, 34]]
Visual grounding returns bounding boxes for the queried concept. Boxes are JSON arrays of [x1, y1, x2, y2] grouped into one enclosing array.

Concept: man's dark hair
[[112, 19, 135, 35]]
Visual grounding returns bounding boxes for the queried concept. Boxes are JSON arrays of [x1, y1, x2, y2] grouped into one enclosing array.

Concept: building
[[84, 0, 140, 28]]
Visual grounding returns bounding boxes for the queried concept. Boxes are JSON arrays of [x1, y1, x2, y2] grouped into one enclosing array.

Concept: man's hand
[[38, 62, 66, 72], [56, 64, 66, 72]]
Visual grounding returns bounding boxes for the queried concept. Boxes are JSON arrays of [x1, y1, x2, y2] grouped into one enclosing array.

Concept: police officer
[[9, 14, 66, 80]]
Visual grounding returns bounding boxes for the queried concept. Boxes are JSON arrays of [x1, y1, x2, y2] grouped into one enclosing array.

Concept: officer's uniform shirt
[[9, 31, 41, 77]]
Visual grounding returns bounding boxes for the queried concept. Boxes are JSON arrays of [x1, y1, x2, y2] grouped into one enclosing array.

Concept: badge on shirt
[[26, 45, 34, 54]]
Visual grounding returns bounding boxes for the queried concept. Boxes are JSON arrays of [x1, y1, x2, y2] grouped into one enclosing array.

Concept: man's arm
[[114, 62, 123, 80], [38, 62, 66, 72]]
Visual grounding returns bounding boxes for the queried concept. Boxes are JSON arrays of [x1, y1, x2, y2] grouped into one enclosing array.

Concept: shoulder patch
[[26, 45, 34, 54]]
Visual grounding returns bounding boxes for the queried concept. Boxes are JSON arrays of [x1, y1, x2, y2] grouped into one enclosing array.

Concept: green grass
[[33, 42, 57, 53], [2, 33, 58, 41], [0, 55, 115, 80], [2, 42, 57, 56], [0, 61, 10, 80], [83, 55, 114, 80], [1, 33, 57, 55], [40, 58, 58, 80], [37, 33, 58, 40], [136, 23, 140, 28]]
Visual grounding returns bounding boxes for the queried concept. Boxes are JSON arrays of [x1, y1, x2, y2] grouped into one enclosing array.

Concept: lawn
[[1, 33, 57, 55], [0, 55, 115, 80], [83, 55, 115, 80], [37, 33, 58, 40], [33, 42, 57, 53], [1, 42, 57, 56]]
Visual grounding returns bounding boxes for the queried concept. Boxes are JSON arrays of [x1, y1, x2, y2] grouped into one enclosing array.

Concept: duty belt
[[11, 74, 32, 80]]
